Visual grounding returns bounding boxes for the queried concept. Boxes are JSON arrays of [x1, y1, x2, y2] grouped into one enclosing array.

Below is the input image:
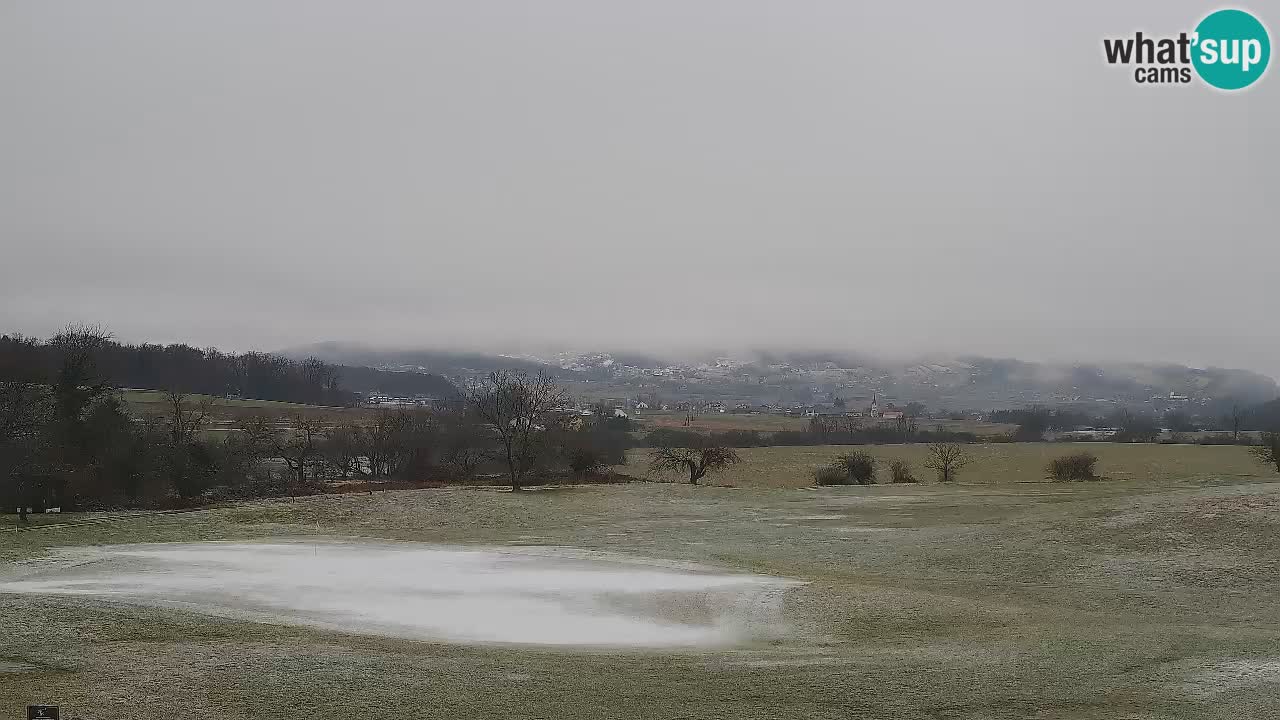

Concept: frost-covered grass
[[3, 475, 1279, 719]]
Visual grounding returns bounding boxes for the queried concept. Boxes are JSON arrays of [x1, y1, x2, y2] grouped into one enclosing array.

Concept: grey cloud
[[1, 1, 1275, 375]]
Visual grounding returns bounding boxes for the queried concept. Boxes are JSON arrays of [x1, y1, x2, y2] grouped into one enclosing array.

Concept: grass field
[[632, 442, 1274, 488], [2, 444, 1279, 718], [637, 411, 1017, 437], [122, 390, 372, 425], [639, 411, 811, 433]]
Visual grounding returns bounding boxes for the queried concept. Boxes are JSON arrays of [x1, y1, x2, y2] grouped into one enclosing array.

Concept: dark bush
[[566, 446, 610, 475], [813, 464, 849, 486], [1046, 452, 1099, 481], [888, 459, 917, 483], [709, 429, 768, 447], [837, 451, 877, 485]]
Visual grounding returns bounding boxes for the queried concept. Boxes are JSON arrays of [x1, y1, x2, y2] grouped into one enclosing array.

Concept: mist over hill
[[283, 342, 1279, 413]]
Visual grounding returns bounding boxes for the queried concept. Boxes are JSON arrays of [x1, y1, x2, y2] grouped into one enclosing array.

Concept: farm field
[[636, 411, 1017, 437], [2, 443, 1279, 719], [639, 410, 811, 433], [632, 442, 1274, 488], [122, 389, 373, 425]]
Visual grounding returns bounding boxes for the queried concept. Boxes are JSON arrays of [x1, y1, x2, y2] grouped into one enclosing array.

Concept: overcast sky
[[2, 1, 1276, 375]]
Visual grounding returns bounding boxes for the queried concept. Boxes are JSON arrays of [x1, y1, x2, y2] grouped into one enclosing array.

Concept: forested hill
[[0, 332, 458, 406], [283, 342, 1278, 412], [1249, 398, 1280, 430], [335, 365, 460, 400]]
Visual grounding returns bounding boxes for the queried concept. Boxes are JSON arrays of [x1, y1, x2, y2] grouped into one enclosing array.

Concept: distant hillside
[[283, 342, 1278, 412], [1247, 398, 1280, 430], [335, 365, 460, 400], [283, 341, 546, 375]]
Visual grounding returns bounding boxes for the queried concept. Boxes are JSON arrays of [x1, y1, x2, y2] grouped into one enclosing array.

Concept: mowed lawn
[[630, 442, 1274, 487]]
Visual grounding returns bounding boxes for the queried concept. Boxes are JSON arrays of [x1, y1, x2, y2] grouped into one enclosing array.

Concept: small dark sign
[[27, 706, 59, 720]]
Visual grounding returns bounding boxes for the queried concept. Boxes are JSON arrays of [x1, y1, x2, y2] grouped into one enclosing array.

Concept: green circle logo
[[1192, 9, 1271, 90]]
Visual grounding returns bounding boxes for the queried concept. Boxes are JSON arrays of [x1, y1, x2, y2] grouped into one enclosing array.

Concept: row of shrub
[[812, 450, 1105, 485], [813, 452, 918, 486]]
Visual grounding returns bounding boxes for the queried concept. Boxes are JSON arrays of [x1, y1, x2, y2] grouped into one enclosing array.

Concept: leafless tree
[[808, 415, 836, 440], [649, 443, 740, 485], [300, 355, 343, 404], [895, 414, 916, 440], [48, 324, 113, 438], [323, 422, 368, 485], [246, 413, 326, 490], [50, 324, 111, 382], [394, 409, 438, 481], [164, 389, 211, 444], [437, 405, 489, 480], [1226, 404, 1246, 443], [839, 415, 861, 439], [465, 370, 569, 490], [923, 442, 973, 483], [361, 410, 404, 478]]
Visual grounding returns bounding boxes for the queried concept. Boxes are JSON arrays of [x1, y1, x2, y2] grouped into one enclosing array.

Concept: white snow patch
[[0, 541, 802, 649]]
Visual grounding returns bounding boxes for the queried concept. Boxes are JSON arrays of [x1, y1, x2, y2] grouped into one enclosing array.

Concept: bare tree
[[923, 442, 973, 483], [649, 443, 740, 485], [48, 324, 113, 459], [437, 405, 488, 480], [808, 415, 836, 440], [1226, 404, 1246, 443], [394, 409, 438, 480], [465, 370, 569, 490], [894, 413, 918, 441], [323, 422, 368, 486], [362, 410, 404, 478], [164, 389, 211, 444], [156, 390, 217, 499], [1253, 432, 1280, 473], [246, 414, 326, 491], [839, 415, 861, 439]]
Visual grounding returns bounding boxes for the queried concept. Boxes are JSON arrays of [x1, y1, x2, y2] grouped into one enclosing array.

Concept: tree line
[[992, 403, 1278, 443], [0, 329, 352, 406], [644, 422, 980, 450], [1, 332, 635, 517], [0, 327, 457, 407]]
